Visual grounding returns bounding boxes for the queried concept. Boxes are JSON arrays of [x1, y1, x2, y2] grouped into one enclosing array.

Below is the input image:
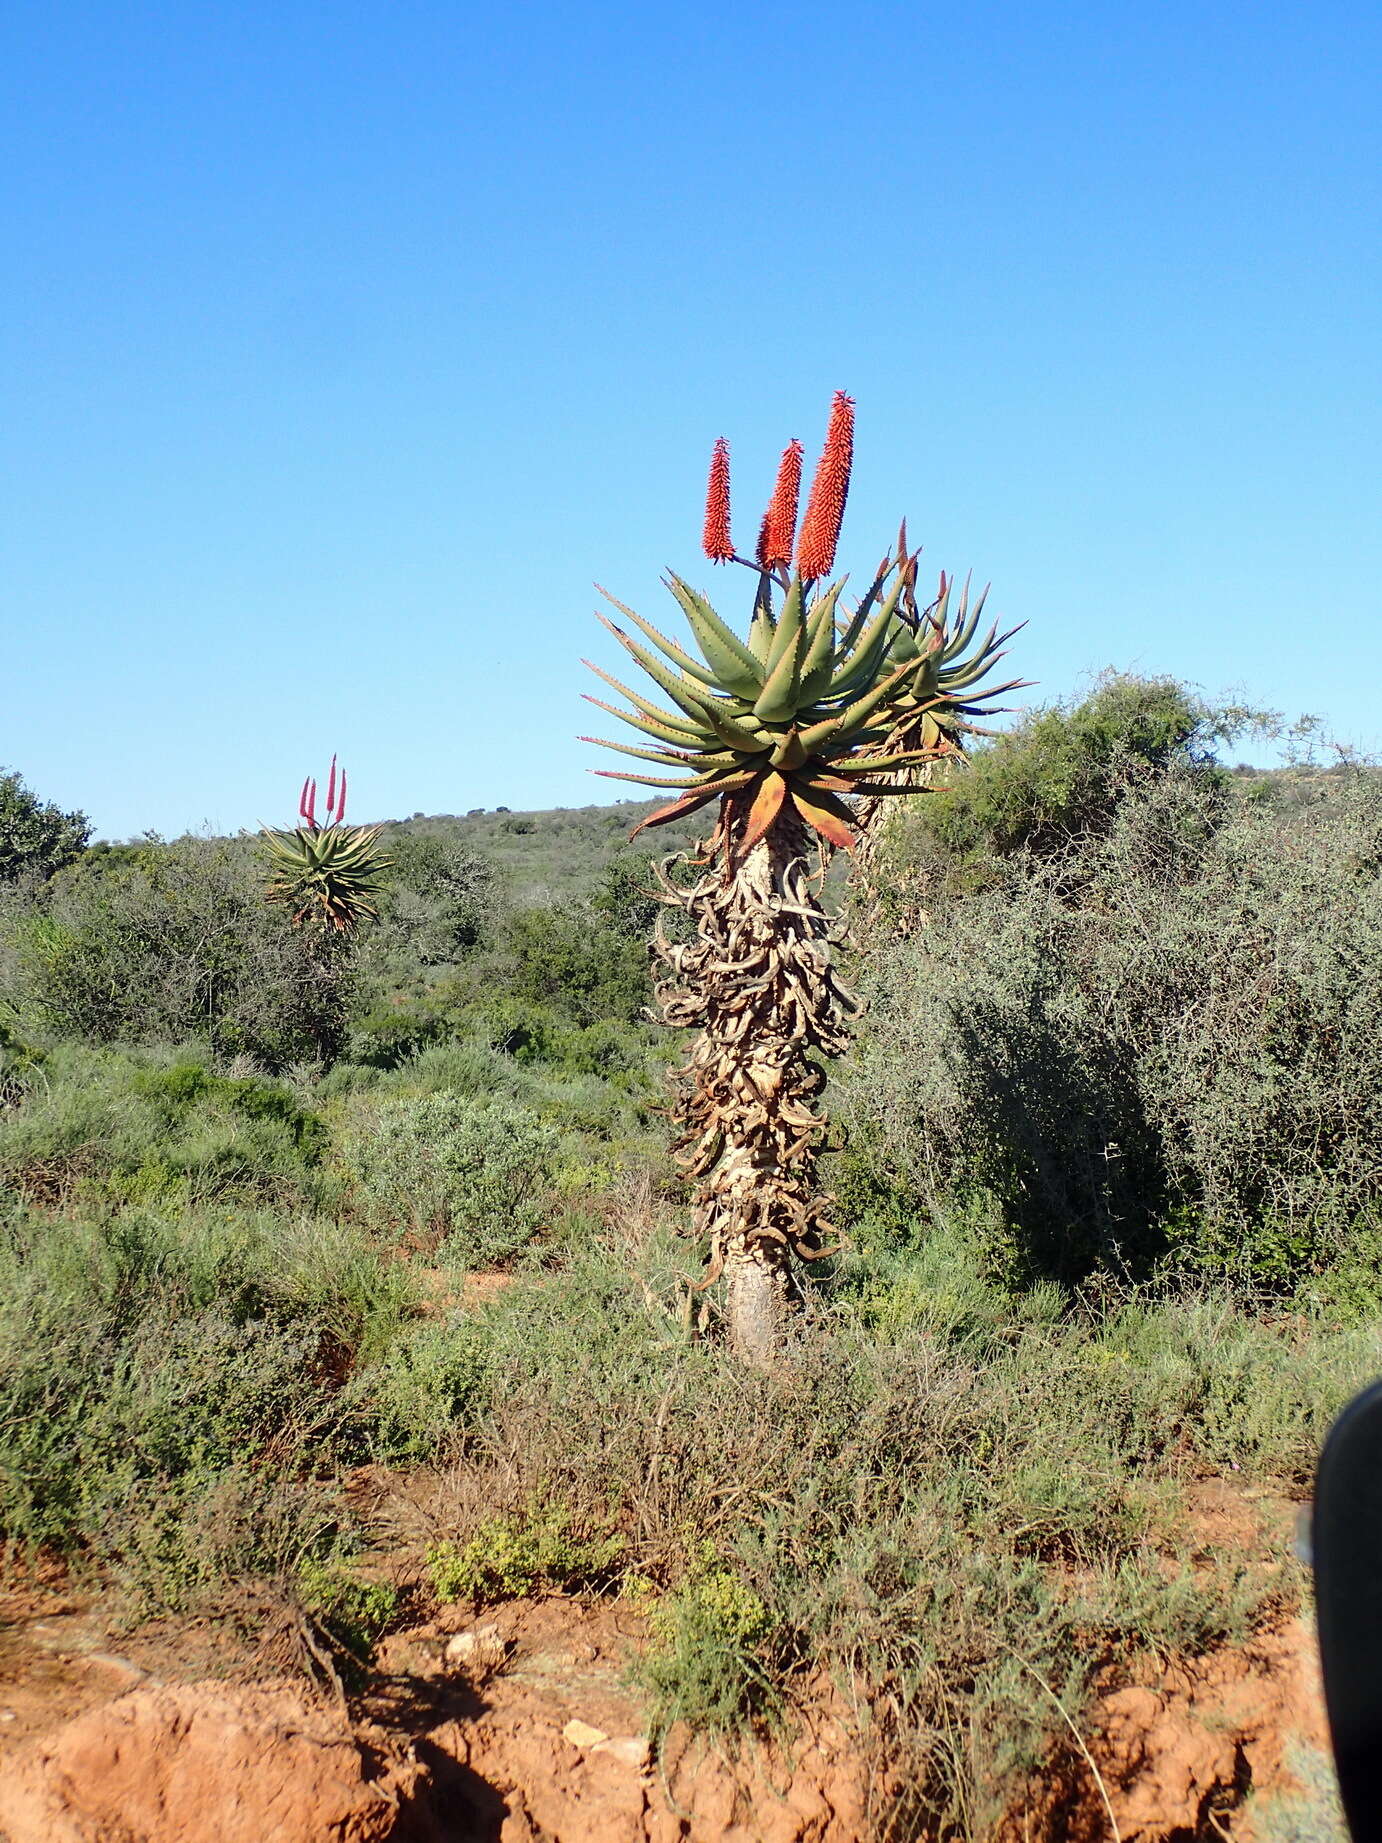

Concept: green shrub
[[429, 1505, 621, 1602], [639, 1541, 777, 1736], [1, 836, 353, 1067], [0, 1020, 45, 1108], [870, 673, 1256, 908], [318, 1037, 505, 1102], [501, 904, 650, 1026], [0, 1045, 327, 1208], [468, 995, 572, 1063], [465, 998, 652, 1086], [0, 769, 91, 884], [347, 1001, 451, 1069], [372, 832, 496, 965], [590, 850, 663, 940], [130, 1061, 328, 1155], [348, 1091, 559, 1265], [842, 767, 1382, 1286], [356, 1312, 493, 1458], [297, 1554, 398, 1662], [0, 1281, 333, 1604], [0, 1196, 426, 1608]]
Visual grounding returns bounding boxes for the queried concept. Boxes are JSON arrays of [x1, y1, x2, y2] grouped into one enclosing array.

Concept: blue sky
[[4, 1, 1379, 839]]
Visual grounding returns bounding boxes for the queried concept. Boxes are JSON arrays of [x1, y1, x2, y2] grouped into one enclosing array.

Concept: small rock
[[562, 1719, 609, 1749], [443, 1625, 507, 1672], [591, 1736, 649, 1769]]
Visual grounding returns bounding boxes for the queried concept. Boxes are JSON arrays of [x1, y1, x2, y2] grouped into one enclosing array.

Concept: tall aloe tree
[[583, 394, 1023, 1364]]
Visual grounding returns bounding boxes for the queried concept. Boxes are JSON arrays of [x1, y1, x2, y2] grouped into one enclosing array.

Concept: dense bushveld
[[1, 679, 1379, 1837]]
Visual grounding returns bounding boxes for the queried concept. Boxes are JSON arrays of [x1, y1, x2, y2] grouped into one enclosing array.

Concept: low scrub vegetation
[[347, 1091, 560, 1265], [0, 682, 1377, 1836], [841, 682, 1382, 1291]]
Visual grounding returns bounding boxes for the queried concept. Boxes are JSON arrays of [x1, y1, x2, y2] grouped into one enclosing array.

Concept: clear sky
[[4, 1, 1379, 839]]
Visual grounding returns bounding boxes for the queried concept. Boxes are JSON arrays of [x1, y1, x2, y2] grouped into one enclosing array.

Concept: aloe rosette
[[867, 540, 1028, 767], [582, 394, 1023, 854], [262, 756, 391, 933]]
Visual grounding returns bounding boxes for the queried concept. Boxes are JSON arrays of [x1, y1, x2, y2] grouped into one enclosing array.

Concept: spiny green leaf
[[798, 582, 848, 704], [763, 576, 806, 680], [834, 558, 895, 657], [581, 692, 716, 750], [595, 586, 719, 686], [578, 735, 734, 769], [597, 616, 727, 729], [663, 574, 764, 699], [582, 659, 709, 741]]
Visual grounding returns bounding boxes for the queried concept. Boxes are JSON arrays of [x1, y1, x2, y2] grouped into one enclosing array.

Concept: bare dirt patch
[[0, 1680, 429, 1843], [0, 1483, 1339, 1843], [0, 1585, 865, 1843], [1000, 1485, 1331, 1843], [1093, 1614, 1327, 1841]]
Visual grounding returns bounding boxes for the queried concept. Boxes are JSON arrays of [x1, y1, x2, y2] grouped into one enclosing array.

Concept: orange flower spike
[[701, 436, 734, 563], [755, 439, 804, 570], [795, 391, 855, 581]]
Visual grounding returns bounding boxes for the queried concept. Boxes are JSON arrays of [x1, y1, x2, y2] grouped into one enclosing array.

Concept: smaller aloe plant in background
[[262, 756, 392, 933], [850, 547, 1029, 862]]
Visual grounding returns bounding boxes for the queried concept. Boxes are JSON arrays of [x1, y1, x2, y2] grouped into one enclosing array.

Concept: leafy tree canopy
[[879, 673, 1275, 898], [0, 770, 92, 883]]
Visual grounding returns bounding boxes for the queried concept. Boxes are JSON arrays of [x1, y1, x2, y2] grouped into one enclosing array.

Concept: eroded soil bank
[[0, 1560, 1339, 1843]]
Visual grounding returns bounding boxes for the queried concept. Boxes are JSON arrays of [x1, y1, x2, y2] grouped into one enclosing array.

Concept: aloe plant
[[850, 547, 1030, 884], [262, 757, 391, 934], [583, 395, 1024, 1363]]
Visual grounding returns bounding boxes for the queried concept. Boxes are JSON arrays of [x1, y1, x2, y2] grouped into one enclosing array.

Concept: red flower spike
[[336, 769, 346, 824], [299, 776, 313, 825], [701, 437, 734, 563], [796, 391, 855, 581], [755, 439, 804, 570], [303, 779, 318, 830], [326, 754, 338, 819]]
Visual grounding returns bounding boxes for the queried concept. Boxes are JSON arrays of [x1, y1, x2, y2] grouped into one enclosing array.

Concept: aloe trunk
[[723, 1245, 792, 1369], [656, 802, 851, 1366]]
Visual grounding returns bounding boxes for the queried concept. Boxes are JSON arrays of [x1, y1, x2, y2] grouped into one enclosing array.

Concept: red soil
[[0, 1484, 1334, 1843]]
